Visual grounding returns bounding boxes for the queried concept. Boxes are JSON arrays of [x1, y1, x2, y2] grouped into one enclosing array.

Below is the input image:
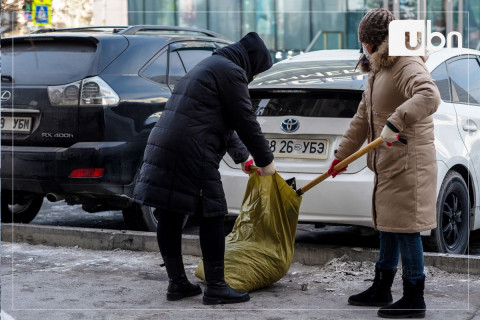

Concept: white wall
[[92, 0, 128, 26]]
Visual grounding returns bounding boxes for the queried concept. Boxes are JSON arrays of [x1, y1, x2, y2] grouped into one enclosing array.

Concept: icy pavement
[[2, 242, 480, 320]]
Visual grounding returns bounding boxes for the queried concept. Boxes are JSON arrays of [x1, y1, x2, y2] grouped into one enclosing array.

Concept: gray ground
[[2, 242, 480, 320]]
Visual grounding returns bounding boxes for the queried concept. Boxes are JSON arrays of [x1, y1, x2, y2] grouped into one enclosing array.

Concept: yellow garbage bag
[[195, 171, 302, 291]]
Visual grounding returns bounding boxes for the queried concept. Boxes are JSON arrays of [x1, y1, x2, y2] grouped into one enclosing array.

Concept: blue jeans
[[376, 231, 425, 284]]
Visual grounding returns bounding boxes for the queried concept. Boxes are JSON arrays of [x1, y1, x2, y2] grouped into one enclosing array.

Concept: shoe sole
[[202, 295, 250, 305], [348, 298, 393, 307], [377, 311, 426, 319], [167, 288, 203, 301]]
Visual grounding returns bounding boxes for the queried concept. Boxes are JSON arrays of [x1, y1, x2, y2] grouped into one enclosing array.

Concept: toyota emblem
[[1, 90, 12, 102], [281, 118, 299, 133]]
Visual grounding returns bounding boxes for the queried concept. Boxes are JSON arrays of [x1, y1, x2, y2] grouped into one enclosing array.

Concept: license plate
[[267, 138, 329, 159], [1, 116, 32, 133]]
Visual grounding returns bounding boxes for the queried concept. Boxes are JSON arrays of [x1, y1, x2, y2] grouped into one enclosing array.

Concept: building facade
[[127, 0, 480, 60]]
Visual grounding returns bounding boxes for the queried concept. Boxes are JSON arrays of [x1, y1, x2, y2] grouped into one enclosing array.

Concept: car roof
[[279, 48, 480, 70], [251, 48, 480, 91], [4, 31, 228, 43], [277, 49, 361, 64], [251, 49, 366, 91], [426, 48, 480, 69], [27, 25, 229, 41]]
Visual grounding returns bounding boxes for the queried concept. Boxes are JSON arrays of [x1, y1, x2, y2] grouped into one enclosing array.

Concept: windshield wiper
[[1, 75, 13, 82]]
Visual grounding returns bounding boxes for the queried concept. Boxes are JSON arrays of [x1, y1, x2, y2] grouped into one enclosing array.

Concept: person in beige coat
[[328, 8, 441, 319]]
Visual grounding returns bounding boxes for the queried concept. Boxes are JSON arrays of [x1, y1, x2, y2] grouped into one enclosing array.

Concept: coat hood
[[358, 34, 428, 73], [214, 32, 273, 82]]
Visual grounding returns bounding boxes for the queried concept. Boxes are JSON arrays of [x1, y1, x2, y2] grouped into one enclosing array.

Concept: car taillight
[[69, 168, 105, 178], [48, 81, 81, 106], [47, 77, 119, 107], [80, 76, 119, 106]]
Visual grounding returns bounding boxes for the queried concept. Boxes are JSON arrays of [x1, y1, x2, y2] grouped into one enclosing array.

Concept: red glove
[[328, 159, 347, 178], [241, 157, 262, 175], [242, 158, 254, 174]]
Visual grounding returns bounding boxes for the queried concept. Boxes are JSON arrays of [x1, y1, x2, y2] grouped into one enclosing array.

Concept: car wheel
[[122, 204, 189, 232], [139, 205, 190, 232], [122, 203, 149, 231], [428, 171, 470, 254], [1, 191, 44, 223]]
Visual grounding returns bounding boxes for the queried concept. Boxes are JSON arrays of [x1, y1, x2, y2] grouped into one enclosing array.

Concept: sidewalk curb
[[2, 224, 479, 275]]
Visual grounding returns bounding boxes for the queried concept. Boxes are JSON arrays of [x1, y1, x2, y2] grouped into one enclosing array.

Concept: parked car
[[1, 26, 230, 231], [220, 48, 480, 254]]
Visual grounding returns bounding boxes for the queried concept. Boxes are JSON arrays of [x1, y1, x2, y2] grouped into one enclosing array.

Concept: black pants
[[156, 201, 225, 262]]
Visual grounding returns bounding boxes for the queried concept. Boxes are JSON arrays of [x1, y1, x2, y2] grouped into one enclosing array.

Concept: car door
[[447, 55, 480, 188]]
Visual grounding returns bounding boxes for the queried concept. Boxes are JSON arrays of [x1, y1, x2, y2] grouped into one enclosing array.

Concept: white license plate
[[1, 116, 32, 133], [267, 138, 329, 159]]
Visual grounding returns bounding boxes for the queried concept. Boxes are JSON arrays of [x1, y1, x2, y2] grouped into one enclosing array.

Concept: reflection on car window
[[177, 49, 213, 72], [141, 51, 167, 84], [251, 60, 366, 88], [449, 58, 480, 105], [431, 62, 451, 102], [168, 51, 187, 86], [252, 92, 360, 118]]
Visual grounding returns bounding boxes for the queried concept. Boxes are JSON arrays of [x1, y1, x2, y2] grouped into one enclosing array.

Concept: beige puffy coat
[[335, 40, 442, 233]]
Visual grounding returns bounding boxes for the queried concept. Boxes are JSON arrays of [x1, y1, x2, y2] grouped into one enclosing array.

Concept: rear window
[[251, 60, 366, 88], [2, 39, 97, 85], [251, 91, 361, 118]]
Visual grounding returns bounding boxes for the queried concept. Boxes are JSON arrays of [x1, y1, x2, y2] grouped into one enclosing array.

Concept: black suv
[[1, 26, 230, 231]]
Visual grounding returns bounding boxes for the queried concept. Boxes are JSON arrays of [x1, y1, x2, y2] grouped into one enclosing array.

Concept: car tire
[[1, 191, 44, 223], [122, 204, 189, 232], [139, 205, 190, 232], [427, 171, 470, 254], [122, 203, 150, 231]]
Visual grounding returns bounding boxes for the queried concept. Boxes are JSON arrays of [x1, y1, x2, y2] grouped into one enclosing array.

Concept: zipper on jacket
[[369, 73, 377, 175], [369, 73, 378, 229]]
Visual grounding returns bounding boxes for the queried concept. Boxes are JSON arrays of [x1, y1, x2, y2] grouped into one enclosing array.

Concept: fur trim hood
[[358, 35, 428, 73]]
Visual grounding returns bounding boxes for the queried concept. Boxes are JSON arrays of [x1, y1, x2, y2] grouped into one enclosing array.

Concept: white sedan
[[220, 48, 480, 254]]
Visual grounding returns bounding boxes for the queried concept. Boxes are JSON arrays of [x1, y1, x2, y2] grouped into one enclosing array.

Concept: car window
[[431, 62, 451, 102], [140, 51, 168, 84], [168, 51, 187, 86], [251, 91, 361, 118], [176, 49, 213, 72], [448, 58, 480, 105], [2, 39, 97, 85]]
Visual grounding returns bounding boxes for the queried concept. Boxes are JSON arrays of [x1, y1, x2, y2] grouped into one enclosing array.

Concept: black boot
[[202, 260, 250, 305], [377, 276, 426, 319], [348, 266, 397, 307], [163, 256, 202, 301]]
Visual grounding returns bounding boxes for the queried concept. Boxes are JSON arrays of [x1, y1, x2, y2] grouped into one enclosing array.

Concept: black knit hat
[[358, 8, 395, 46]]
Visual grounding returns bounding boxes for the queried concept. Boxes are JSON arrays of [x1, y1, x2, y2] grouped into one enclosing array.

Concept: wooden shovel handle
[[297, 137, 384, 195]]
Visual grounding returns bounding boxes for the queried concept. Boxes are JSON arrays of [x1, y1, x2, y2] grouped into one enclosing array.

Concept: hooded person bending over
[[133, 32, 275, 305]]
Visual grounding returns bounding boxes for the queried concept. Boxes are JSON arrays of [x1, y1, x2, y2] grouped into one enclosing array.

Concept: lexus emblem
[[281, 118, 299, 133], [1, 90, 11, 102]]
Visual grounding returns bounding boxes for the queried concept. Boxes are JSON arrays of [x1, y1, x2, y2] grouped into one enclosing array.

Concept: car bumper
[[1, 142, 142, 196], [220, 160, 375, 228]]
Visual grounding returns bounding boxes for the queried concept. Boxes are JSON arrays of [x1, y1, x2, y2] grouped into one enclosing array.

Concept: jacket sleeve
[[226, 131, 250, 164], [387, 58, 441, 132], [334, 91, 369, 160], [219, 68, 273, 167]]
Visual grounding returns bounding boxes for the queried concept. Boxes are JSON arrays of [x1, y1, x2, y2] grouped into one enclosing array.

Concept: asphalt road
[[30, 199, 480, 255]]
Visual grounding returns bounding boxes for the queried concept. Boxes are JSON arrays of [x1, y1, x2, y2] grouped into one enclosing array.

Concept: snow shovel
[[294, 137, 384, 195]]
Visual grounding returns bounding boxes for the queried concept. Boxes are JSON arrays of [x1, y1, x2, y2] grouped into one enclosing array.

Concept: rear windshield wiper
[[1, 75, 13, 83]]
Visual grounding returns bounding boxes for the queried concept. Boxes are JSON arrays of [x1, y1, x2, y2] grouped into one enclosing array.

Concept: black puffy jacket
[[133, 32, 274, 217]]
